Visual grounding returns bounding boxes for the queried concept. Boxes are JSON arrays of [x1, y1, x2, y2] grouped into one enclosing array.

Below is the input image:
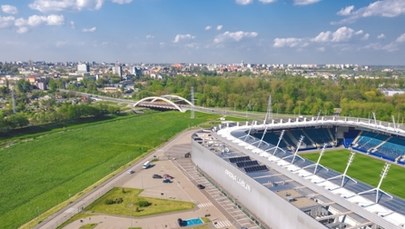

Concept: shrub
[[104, 197, 123, 205], [105, 199, 114, 205], [137, 200, 151, 207]]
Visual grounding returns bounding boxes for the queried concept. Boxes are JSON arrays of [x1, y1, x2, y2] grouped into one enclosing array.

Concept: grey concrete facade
[[191, 139, 326, 229]]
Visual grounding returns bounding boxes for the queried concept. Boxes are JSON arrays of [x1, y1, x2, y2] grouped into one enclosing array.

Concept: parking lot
[[64, 130, 241, 229]]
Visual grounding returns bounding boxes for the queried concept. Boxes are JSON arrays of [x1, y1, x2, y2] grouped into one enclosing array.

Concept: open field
[[86, 187, 195, 217], [302, 149, 405, 199], [0, 111, 217, 229]]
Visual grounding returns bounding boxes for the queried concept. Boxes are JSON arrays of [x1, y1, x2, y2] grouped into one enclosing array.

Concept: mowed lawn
[[86, 187, 195, 217], [0, 111, 216, 229], [302, 149, 405, 199]]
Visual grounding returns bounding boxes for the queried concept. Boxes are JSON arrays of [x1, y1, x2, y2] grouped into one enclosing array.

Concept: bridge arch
[[133, 95, 191, 112], [160, 95, 194, 107]]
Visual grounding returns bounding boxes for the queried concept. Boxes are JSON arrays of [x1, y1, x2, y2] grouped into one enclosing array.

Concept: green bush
[[137, 200, 151, 207], [104, 198, 123, 205]]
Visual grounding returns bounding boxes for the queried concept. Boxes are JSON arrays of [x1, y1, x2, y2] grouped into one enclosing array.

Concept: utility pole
[[191, 86, 195, 119], [264, 95, 272, 124]]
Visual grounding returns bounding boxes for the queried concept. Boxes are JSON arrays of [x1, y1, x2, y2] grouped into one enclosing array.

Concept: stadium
[[191, 115, 405, 229]]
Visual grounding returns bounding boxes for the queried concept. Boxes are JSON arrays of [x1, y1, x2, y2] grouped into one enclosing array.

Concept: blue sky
[[0, 0, 405, 64]]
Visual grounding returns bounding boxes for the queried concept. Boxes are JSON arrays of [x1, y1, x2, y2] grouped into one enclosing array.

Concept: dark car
[[163, 179, 172, 183], [197, 184, 205, 189], [153, 174, 163, 179]]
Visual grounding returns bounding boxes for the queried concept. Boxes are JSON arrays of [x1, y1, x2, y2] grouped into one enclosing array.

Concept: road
[[35, 129, 198, 229]]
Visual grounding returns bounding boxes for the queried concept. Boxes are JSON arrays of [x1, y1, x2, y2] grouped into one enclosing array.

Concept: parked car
[[197, 184, 205, 189], [152, 174, 163, 179], [163, 179, 172, 183], [163, 174, 174, 179]]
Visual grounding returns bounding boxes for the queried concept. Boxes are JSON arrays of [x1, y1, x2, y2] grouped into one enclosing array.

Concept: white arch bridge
[[133, 95, 194, 113]]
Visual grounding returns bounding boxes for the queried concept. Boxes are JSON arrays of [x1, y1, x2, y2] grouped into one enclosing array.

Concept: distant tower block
[[77, 63, 90, 74]]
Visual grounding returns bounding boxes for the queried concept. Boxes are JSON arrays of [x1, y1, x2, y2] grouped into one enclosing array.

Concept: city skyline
[[0, 0, 405, 65]]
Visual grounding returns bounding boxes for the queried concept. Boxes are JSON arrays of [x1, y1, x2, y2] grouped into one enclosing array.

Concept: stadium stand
[[343, 128, 360, 148], [373, 136, 405, 162], [303, 127, 335, 146], [352, 131, 389, 153]]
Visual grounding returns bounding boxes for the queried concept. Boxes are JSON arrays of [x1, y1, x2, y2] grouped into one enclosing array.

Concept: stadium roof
[[210, 117, 405, 228]]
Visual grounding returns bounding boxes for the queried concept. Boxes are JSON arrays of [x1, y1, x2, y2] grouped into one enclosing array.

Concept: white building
[[77, 63, 90, 74]]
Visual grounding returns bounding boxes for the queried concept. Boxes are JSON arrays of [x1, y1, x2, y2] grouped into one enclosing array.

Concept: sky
[[0, 0, 405, 65]]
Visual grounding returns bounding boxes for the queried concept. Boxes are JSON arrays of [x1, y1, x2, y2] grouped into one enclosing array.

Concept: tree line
[[134, 74, 405, 122]]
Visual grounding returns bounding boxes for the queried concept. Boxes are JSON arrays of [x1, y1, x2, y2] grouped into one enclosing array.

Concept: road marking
[[197, 202, 213, 208], [213, 220, 232, 228]]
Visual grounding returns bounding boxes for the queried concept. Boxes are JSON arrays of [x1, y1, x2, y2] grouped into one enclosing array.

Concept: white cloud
[[312, 31, 331, 42], [294, 0, 321, 6], [332, 26, 354, 42], [365, 34, 405, 52], [1, 5, 18, 15], [46, 15, 65, 25], [214, 31, 258, 43], [396, 33, 405, 43], [16, 27, 28, 34], [0, 16, 15, 29], [273, 37, 303, 48], [14, 18, 26, 27], [29, 0, 104, 12], [111, 0, 133, 4], [312, 26, 355, 43], [11, 14, 63, 34], [146, 34, 154, 39], [216, 25, 223, 31], [337, 5, 354, 16], [336, 0, 405, 24], [278, 26, 369, 49], [173, 34, 195, 43], [235, 0, 253, 5], [377, 33, 385, 39], [15, 14, 64, 27], [82, 27, 97, 32], [259, 0, 277, 4], [205, 25, 211, 31]]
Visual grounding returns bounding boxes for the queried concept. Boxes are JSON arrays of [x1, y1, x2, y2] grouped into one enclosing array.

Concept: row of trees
[[134, 75, 405, 122]]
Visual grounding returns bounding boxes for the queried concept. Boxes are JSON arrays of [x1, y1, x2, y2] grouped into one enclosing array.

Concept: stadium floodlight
[[326, 151, 357, 187], [303, 143, 329, 174], [266, 130, 286, 155], [251, 125, 270, 148], [358, 163, 393, 203], [282, 135, 305, 164], [240, 122, 255, 141]]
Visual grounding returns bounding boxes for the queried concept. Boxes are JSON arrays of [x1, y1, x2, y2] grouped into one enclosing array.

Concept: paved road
[[36, 129, 198, 229]]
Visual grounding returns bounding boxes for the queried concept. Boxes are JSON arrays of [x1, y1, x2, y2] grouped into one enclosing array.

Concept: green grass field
[[302, 149, 405, 199], [0, 111, 217, 229], [86, 187, 195, 217]]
